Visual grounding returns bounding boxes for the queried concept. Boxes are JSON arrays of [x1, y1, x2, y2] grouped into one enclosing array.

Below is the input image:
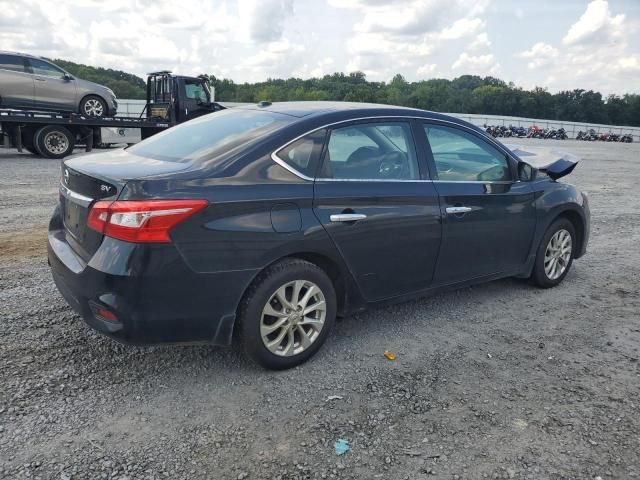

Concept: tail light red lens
[[87, 199, 208, 243]]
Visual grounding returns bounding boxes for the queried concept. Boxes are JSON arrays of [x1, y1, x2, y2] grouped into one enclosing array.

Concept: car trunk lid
[[60, 149, 192, 260]]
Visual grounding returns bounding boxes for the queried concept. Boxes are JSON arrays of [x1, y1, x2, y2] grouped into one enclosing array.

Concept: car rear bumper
[[48, 227, 257, 346]]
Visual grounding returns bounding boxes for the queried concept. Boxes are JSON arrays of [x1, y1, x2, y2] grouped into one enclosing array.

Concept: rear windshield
[[128, 109, 294, 162]]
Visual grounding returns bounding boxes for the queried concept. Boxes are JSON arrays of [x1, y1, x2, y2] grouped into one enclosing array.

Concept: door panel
[[314, 181, 442, 300], [311, 120, 441, 301], [421, 122, 536, 285], [28, 58, 76, 111], [0, 55, 34, 108], [432, 181, 536, 285]]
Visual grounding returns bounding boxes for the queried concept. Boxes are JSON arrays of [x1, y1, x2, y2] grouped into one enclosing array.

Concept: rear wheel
[[238, 259, 336, 370], [531, 218, 576, 288], [33, 125, 75, 159], [80, 95, 107, 117]]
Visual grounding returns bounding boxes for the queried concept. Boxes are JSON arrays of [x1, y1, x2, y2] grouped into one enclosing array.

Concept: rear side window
[[275, 129, 326, 178], [424, 124, 511, 182], [0, 54, 25, 73], [320, 122, 419, 180], [128, 108, 294, 163]]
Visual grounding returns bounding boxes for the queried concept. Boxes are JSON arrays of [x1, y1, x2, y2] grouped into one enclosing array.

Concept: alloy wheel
[[84, 98, 104, 117], [260, 280, 326, 357], [544, 229, 572, 280]]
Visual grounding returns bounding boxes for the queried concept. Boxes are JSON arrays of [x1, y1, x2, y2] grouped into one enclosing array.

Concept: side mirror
[[518, 162, 535, 181], [63, 73, 73, 81]]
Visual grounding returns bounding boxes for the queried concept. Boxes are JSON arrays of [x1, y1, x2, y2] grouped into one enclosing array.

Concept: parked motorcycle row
[[484, 124, 633, 142], [576, 129, 633, 143]]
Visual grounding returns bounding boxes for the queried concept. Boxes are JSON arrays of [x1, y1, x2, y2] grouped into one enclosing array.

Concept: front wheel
[[238, 259, 336, 370], [530, 218, 576, 288], [80, 95, 107, 117]]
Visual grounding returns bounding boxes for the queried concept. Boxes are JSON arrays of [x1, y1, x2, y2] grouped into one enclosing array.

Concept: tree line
[[210, 73, 640, 127], [51, 59, 640, 126]]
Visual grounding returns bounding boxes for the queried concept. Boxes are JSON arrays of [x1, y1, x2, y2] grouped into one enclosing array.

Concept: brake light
[[87, 199, 208, 243]]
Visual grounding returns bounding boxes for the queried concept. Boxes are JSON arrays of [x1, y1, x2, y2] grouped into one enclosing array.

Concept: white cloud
[[562, 0, 624, 46], [517, 42, 559, 69], [469, 32, 491, 51], [514, 1, 637, 93], [617, 56, 640, 71], [452, 53, 500, 75], [0, 0, 637, 93], [293, 57, 335, 78], [238, 0, 294, 42], [437, 17, 484, 40], [329, 0, 489, 36], [417, 64, 437, 76]]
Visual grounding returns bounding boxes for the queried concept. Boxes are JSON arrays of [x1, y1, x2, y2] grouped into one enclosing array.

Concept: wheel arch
[[236, 250, 359, 324], [554, 208, 586, 259]]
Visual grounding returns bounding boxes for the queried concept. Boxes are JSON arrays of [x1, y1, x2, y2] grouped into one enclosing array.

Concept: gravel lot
[[1, 139, 639, 480]]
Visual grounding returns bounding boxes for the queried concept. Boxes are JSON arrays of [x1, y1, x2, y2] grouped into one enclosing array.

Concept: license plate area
[[62, 196, 88, 241]]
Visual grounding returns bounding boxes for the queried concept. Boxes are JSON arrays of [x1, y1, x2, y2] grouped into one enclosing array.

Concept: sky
[[1, 0, 639, 95]]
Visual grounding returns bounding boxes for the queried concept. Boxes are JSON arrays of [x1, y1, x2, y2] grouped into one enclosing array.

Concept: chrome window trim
[[432, 180, 517, 184], [270, 115, 516, 183]]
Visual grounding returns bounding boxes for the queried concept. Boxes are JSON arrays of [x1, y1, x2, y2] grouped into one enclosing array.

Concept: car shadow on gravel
[[58, 275, 538, 377]]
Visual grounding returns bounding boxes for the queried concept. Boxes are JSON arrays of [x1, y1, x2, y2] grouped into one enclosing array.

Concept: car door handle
[[445, 206, 472, 215], [330, 213, 367, 222], [35, 77, 46, 81]]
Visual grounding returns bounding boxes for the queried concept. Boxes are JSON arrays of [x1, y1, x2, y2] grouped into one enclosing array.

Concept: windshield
[[128, 109, 294, 162]]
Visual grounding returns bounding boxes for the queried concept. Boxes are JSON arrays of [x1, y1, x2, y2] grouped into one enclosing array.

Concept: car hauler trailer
[[0, 71, 224, 159]]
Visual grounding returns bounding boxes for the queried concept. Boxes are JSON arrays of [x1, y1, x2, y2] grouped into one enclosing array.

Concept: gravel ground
[[1, 140, 639, 480]]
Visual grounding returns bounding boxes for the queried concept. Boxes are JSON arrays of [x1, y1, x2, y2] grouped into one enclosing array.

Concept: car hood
[[74, 78, 115, 97], [504, 144, 580, 180]]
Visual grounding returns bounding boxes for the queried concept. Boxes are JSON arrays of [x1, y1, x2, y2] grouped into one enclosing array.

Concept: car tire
[[33, 126, 75, 159], [237, 259, 336, 370], [531, 218, 576, 288], [80, 95, 107, 118]]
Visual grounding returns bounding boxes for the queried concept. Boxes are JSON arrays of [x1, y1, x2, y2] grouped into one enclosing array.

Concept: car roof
[[235, 101, 431, 118], [233, 101, 482, 134], [0, 50, 41, 59]]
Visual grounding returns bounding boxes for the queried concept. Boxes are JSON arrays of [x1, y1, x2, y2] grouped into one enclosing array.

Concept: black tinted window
[[128, 108, 294, 162], [0, 55, 25, 73], [321, 122, 419, 180], [275, 129, 326, 178], [424, 124, 510, 182]]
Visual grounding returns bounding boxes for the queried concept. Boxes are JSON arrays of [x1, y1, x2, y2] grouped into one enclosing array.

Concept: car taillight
[[87, 199, 208, 243]]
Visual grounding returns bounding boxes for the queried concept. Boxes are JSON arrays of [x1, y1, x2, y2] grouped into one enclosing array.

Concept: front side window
[[424, 124, 511, 182], [128, 108, 294, 163], [0, 54, 25, 73], [29, 58, 65, 78], [321, 122, 419, 180], [184, 80, 208, 103]]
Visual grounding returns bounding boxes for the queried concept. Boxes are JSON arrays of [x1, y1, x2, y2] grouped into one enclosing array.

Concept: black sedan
[[48, 102, 590, 369]]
